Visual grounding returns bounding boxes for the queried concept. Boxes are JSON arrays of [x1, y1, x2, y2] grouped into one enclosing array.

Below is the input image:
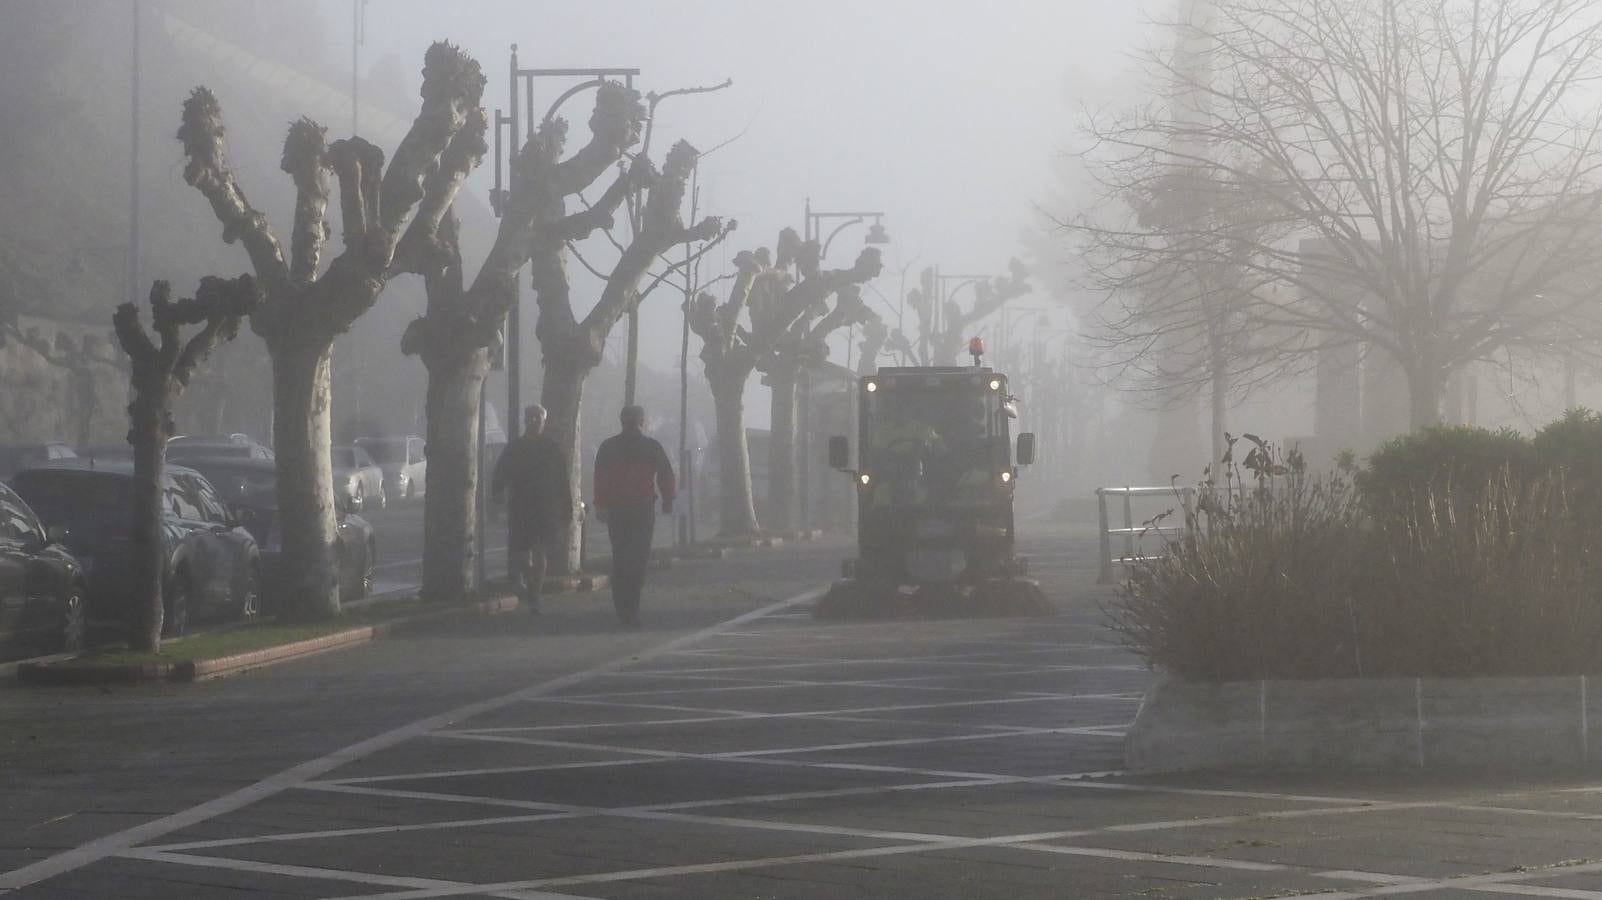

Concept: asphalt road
[[9, 525, 1602, 898]]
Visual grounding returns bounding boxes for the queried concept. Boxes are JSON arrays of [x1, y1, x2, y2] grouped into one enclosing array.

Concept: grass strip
[[54, 597, 437, 668]]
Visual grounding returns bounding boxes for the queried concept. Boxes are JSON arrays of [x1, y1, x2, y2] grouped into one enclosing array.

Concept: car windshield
[[864, 387, 1008, 507], [359, 439, 405, 464], [180, 462, 277, 508], [9, 471, 132, 537], [331, 448, 356, 468]]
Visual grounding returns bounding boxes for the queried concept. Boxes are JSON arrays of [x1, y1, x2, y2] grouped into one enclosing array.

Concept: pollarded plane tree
[[1068, 0, 1602, 429], [755, 231, 884, 534], [397, 82, 645, 603], [112, 275, 259, 652], [0, 320, 122, 447], [688, 231, 882, 537], [890, 260, 1032, 367], [178, 42, 486, 619], [530, 85, 735, 573]]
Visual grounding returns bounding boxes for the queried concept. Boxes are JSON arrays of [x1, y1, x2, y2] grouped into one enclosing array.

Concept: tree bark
[[1209, 323, 1228, 465], [711, 372, 759, 536], [420, 347, 487, 602], [270, 339, 340, 619], [541, 354, 588, 574], [767, 367, 799, 533], [127, 381, 169, 651], [1405, 360, 1446, 430]]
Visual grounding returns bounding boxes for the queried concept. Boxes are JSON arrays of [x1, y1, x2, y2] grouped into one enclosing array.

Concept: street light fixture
[[804, 198, 890, 259]]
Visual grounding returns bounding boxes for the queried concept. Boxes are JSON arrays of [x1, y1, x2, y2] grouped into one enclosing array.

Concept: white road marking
[[0, 587, 825, 893]]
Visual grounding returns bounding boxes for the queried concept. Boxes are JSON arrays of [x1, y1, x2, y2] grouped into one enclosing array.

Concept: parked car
[[176, 457, 376, 602], [332, 444, 385, 512], [0, 481, 87, 655], [0, 442, 76, 479], [77, 443, 134, 465], [355, 435, 426, 502], [167, 433, 274, 463], [9, 461, 261, 636]]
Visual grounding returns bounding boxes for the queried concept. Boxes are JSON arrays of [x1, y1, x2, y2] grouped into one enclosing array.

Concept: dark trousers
[[606, 503, 656, 620], [507, 522, 549, 603]]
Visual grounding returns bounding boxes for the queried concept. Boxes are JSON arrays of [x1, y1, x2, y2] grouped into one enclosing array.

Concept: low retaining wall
[[1125, 674, 1602, 772]]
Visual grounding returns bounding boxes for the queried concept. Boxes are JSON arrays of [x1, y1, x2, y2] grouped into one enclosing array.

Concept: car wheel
[[163, 575, 191, 638], [373, 485, 386, 510], [60, 585, 86, 653], [236, 564, 261, 622], [404, 479, 415, 501], [352, 483, 365, 512]]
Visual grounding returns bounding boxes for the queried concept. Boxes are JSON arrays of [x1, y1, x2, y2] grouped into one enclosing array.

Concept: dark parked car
[[167, 434, 274, 463], [176, 457, 376, 602], [0, 441, 76, 479], [0, 481, 87, 655], [9, 461, 261, 636]]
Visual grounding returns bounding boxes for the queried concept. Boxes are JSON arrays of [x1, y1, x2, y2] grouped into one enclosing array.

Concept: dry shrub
[[1108, 435, 1602, 680]]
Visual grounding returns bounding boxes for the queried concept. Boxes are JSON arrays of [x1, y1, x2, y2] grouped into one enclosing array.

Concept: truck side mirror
[[828, 435, 850, 471], [1016, 432, 1036, 466]]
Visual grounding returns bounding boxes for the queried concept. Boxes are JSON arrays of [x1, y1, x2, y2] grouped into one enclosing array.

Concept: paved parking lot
[[10, 531, 1602, 898]]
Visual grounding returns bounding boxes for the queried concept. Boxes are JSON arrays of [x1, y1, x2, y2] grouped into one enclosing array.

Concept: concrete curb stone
[[16, 593, 520, 688]]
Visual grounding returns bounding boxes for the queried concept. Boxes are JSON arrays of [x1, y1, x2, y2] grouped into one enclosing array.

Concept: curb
[[16, 593, 519, 687]]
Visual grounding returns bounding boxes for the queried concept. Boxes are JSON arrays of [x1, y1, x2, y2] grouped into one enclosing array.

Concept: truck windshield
[[864, 387, 1008, 506]]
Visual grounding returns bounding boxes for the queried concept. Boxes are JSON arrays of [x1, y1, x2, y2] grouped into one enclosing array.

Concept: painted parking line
[[0, 587, 826, 893]]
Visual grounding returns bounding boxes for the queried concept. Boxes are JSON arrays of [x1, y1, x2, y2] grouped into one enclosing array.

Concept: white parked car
[[355, 435, 426, 502], [331, 444, 385, 512]]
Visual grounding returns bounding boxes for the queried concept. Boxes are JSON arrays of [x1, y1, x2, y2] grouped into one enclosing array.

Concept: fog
[[7, 0, 1599, 507]]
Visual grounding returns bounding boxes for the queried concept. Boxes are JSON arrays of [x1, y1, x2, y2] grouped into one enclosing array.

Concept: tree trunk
[[541, 357, 589, 575], [711, 372, 759, 537], [270, 339, 341, 620], [127, 382, 169, 652], [1405, 362, 1446, 430], [420, 346, 488, 603], [1210, 326, 1228, 465], [767, 367, 799, 533]]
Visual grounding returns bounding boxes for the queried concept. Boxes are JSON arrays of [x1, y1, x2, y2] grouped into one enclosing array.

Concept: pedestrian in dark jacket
[[594, 405, 674, 627], [491, 404, 571, 614]]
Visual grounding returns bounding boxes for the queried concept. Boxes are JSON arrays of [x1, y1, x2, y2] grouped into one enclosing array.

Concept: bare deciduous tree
[[113, 276, 259, 652], [178, 43, 485, 619], [531, 118, 734, 572], [398, 82, 645, 603], [1068, 0, 1602, 430], [895, 261, 1032, 366]]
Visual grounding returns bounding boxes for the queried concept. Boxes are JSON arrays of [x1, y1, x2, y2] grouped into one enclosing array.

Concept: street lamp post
[[485, 48, 640, 583], [794, 199, 889, 534]]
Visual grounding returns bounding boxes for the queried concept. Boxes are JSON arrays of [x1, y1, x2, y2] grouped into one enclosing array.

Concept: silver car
[[332, 445, 385, 512], [354, 435, 426, 502]]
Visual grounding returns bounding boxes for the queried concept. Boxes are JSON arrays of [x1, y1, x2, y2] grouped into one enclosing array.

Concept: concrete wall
[[1126, 674, 1602, 772]]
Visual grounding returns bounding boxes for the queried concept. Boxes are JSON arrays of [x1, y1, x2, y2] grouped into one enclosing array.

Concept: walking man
[[491, 404, 571, 614], [593, 405, 675, 627]]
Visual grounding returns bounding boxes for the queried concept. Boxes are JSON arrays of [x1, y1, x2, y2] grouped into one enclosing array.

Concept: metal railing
[[1094, 486, 1192, 584]]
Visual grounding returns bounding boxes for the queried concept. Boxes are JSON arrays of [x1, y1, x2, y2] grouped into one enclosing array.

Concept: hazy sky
[[349, 0, 1150, 360]]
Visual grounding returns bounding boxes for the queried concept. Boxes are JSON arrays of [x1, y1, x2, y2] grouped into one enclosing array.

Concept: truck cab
[[829, 364, 1036, 594]]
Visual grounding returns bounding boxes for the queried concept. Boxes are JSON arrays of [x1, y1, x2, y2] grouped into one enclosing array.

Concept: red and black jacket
[[593, 431, 675, 512]]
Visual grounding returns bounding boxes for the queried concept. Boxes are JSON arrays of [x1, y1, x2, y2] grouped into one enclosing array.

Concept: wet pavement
[[7, 526, 1602, 898]]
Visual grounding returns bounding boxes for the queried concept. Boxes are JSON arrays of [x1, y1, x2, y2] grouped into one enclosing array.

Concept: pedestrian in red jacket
[[593, 405, 674, 627]]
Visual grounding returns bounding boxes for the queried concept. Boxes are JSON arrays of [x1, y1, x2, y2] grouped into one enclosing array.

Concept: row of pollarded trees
[[687, 234, 1035, 539], [1065, 0, 1602, 443], [120, 40, 740, 635]]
